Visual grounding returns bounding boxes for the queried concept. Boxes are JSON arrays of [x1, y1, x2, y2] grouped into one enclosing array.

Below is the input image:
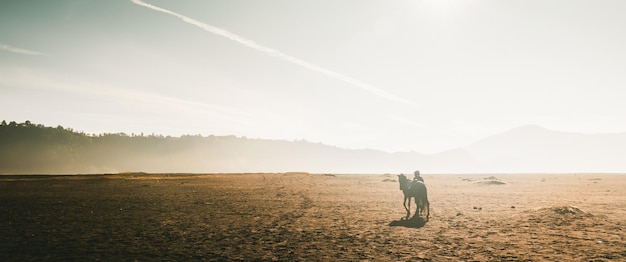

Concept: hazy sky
[[2, 0, 626, 153]]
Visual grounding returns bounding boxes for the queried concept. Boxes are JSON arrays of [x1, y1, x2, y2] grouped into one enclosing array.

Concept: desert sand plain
[[0, 172, 624, 261]]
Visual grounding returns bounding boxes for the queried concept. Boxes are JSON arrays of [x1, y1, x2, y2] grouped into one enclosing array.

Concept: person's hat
[[414, 170, 420, 176]]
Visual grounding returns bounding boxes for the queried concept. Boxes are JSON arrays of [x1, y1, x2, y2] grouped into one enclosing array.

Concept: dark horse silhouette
[[397, 174, 429, 220]]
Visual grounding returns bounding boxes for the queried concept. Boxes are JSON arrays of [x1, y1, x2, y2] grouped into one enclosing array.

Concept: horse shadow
[[388, 215, 427, 229]]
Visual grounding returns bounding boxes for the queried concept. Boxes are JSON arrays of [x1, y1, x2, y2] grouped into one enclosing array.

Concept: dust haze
[[3, 121, 626, 174]]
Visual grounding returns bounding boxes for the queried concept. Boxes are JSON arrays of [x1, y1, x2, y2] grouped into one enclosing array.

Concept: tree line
[[0, 120, 380, 174], [1, 120, 427, 174], [0, 120, 243, 174]]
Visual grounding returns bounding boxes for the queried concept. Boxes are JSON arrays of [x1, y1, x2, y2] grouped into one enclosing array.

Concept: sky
[[1, 0, 626, 154]]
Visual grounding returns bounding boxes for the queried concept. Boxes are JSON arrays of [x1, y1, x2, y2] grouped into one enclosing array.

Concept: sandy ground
[[0, 173, 624, 261]]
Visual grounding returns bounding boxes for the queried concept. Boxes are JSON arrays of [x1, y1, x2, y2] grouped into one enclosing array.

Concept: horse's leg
[[403, 196, 410, 218], [423, 188, 430, 221], [406, 197, 411, 218], [416, 198, 422, 217], [423, 195, 430, 221]]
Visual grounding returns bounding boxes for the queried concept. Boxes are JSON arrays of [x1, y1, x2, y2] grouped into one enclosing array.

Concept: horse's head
[[397, 174, 409, 190]]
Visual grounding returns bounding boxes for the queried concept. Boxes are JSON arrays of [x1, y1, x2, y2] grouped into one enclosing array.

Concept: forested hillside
[[0, 121, 424, 174]]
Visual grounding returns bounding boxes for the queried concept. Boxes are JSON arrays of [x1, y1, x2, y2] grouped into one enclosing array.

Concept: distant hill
[[1, 121, 625, 174], [462, 125, 626, 173]]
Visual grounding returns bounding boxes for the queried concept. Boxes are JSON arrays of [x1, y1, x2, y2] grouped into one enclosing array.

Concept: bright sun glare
[[419, 0, 466, 13]]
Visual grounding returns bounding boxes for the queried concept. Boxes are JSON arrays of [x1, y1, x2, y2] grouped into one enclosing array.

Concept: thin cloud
[[130, 0, 414, 105], [389, 114, 426, 128], [0, 67, 253, 125], [0, 43, 48, 56]]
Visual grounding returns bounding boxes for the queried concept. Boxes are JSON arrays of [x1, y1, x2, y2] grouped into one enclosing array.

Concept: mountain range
[[1, 121, 625, 174], [456, 124, 626, 173]]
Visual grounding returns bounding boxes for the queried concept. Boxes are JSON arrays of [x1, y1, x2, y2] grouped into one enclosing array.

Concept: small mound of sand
[[530, 205, 594, 225], [539, 205, 591, 216], [382, 178, 397, 182], [525, 206, 595, 228], [284, 172, 311, 176], [473, 180, 507, 185]]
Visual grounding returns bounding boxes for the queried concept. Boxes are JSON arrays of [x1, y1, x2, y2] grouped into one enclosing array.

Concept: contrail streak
[[130, 0, 413, 105], [0, 43, 48, 56]]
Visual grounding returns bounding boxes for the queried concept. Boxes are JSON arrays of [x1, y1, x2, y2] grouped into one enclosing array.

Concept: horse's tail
[[423, 184, 430, 220]]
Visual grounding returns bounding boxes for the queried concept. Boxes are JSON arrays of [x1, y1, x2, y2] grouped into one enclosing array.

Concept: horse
[[397, 174, 430, 220]]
